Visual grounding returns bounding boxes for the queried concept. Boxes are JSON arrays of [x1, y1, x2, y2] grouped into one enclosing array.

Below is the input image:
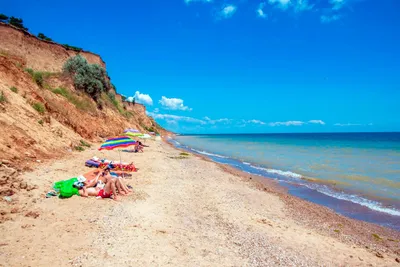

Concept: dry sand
[[0, 140, 399, 266]]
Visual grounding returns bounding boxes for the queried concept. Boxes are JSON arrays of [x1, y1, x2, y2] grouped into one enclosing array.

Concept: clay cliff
[[0, 23, 168, 171]]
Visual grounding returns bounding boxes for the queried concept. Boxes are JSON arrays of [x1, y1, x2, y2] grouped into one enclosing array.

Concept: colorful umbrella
[[125, 132, 143, 137], [99, 136, 138, 178], [99, 136, 137, 150]]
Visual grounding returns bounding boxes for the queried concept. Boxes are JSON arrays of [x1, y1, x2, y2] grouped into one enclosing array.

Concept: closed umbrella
[[124, 128, 140, 133]]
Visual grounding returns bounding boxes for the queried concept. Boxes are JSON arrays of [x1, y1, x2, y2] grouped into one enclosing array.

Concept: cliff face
[[0, 23, 168, 168]]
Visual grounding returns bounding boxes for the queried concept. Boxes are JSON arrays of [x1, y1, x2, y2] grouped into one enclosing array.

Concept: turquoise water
[[172, 133, 400, 225]]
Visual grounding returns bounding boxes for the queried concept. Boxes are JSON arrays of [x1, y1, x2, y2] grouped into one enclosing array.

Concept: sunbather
[[78, 178, 118, 201], [82, 168, 132, 195]]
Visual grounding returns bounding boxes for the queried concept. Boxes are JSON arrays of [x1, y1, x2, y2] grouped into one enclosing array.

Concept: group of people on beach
[[76, 167, 132, 201], [52, 140, 150, 200]]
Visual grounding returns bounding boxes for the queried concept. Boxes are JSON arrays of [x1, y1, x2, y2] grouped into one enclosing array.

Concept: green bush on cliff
[[33, 72, 43, 87], [62, 44, 82, 52], [37, 33, 52, 42], [0, 14, 8, 22], [9, 17, 28, 31], [32, 102, 45, 114], [63, 55, 110, 99]]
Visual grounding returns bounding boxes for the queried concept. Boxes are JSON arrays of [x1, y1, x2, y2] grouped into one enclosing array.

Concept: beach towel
[[85, 158, 137, 172], [53, 178, 80, 198]]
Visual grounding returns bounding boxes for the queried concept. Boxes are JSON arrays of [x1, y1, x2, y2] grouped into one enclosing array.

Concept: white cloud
[[147, 112, 206, 124], [131, 91, 153, 105], [125, 96, 135, 103], [219, 4, 237, 19], [320, 14, 341, 23], [204, 117, 232, 124], [159, 96, 192, 111], [330, 0, 346, 10], [247, 119, 266, 125], [257, 3, 267, 18], [153, 108, 159, 113], [308, 120, 326, 125], [294, 0, 314, 12], [334, 122, 372, 126], [185, 0, 212, 4], [269, 120, 305, 126], [268, 0, 291, 10]]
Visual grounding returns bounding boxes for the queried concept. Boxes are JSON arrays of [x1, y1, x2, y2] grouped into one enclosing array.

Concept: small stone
[[1, 159, 10, 165], [395, 258, 400, 263], [25, 211, 40, 219], [3, 196, 12, 202], [376, 252, 384, 258], [20, 182, 28, 190], [10, 208, 19, 213], [36, 160, 41, 163]]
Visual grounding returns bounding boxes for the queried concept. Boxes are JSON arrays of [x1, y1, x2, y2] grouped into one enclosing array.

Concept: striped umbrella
[[98, 136, 138, 177], [99, 136, 137, 150]]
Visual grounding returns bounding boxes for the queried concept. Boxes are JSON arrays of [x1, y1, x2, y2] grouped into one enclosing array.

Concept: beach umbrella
[[139, 134, 152, 139], [124, 128, 140, 133], [99, 136, 138, 176], [125, 132, 143, 137], [138, 133, 152, 144]]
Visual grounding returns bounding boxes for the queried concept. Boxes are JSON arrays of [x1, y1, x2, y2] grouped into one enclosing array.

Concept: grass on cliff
[[10, 86, 18, 93], [0, 91, 6, 103], [102, 92, 133, 118], [52, 87, 95, 112], [32, 102, 45, 114], [25, 68, 56, 87]]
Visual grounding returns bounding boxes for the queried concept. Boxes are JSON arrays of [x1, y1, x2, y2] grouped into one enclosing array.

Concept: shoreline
[[168, 137, 400, 230], [0, 139, 399, 266], [166, 140, 400, 253]]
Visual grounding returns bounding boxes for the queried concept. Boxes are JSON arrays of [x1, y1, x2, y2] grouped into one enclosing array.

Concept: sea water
[[171, 133, 400, 230]]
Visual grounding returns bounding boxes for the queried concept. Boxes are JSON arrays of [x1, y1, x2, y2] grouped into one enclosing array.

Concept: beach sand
[[0, 140, 399, 266]]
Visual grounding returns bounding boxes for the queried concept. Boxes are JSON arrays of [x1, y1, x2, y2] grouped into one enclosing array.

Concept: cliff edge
[[0, 23, 168, 173]]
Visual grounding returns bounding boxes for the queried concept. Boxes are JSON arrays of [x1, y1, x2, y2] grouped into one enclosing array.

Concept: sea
[[169, 132, 400, 231]]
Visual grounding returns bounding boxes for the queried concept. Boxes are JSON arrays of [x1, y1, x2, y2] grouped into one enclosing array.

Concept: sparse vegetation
[[38, 119, 44, 125], [9, 16, 28, 31], [52, 87, 94, 111], [0, 14, 8, 23], [63, 55, 109, 99], [0, 91, 6, 103], [74, 146, 85, 152], [37, 33, 52, 41], [333, 229, 340, 233], [372, 234, 382, 241], [62, 44, 82, 52], [25, 68, 34, 76], [180, 152, 190, 156], [32, 102, 45, 114], [33, 72, 43, 86], [10, 86, 18, 93], [80, 140, 91, 148]]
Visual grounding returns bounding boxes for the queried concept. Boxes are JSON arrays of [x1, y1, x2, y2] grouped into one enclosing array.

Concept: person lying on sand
[[77, 177, 118, 201], [83, 168, 132, 196]]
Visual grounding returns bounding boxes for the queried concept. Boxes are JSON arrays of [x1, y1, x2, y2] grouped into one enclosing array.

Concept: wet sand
[[0, 139, 399, 266]]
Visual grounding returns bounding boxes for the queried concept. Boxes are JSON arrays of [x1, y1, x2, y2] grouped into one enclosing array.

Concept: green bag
[[53, 178, 80, 198]]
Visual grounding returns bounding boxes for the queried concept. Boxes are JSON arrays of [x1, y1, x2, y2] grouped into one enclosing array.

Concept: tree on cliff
[[63, 55, 110, 100], [9, 17, 28, 31], [0, 14, 8, 23], [38, 33, 52, 41]]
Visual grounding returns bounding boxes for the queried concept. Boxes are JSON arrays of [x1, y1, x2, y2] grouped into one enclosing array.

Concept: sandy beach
[[0, 139, 399, 266]]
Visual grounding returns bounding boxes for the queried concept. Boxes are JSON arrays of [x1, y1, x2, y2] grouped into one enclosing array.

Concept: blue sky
[[3, 0, 400, 133]]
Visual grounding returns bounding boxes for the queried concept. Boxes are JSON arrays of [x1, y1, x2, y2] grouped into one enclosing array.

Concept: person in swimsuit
[[82, 168, 132, 196], [78, 177, 118, 201]]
